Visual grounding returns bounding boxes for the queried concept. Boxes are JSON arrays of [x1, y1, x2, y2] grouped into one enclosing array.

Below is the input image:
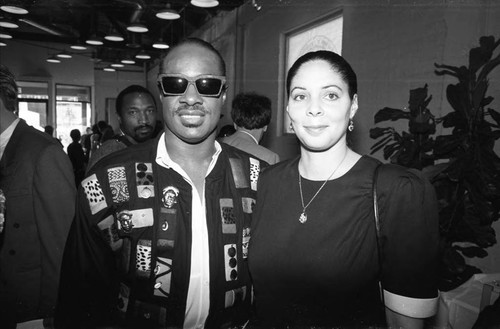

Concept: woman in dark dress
[[248, 51, 440, 328]]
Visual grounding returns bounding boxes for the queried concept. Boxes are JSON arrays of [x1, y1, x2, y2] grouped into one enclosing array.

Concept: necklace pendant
[[299, 212, 308, 224]]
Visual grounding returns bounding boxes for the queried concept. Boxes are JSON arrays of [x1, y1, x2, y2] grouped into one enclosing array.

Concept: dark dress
[[248, 155, 439, 327]]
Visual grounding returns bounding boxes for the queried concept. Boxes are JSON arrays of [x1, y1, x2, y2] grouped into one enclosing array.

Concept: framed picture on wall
[[279, 10, 343, 134]]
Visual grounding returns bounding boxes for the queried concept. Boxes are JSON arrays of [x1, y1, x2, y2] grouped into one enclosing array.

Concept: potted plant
[[370, 36, 500, 291]]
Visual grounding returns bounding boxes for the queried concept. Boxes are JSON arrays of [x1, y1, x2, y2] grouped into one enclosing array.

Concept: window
[[56, 84, 92, 150]]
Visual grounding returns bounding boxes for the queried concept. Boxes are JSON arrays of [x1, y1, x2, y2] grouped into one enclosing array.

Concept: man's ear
[[116, 112, 122, 125], [221, 89, 227, 105]]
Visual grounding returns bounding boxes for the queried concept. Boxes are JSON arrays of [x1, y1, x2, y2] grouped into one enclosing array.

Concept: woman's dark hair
[[286, 50, 357, 99]]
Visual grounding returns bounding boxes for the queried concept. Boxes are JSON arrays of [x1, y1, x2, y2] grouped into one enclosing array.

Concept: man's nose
[[179, 82, 203, 105]]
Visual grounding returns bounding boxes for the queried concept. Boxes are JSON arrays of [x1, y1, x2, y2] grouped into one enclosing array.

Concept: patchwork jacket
[[55, 136, 266, 328]]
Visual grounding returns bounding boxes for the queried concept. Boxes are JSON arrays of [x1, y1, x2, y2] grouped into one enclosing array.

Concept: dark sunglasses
[[157, 74, 226, 97]]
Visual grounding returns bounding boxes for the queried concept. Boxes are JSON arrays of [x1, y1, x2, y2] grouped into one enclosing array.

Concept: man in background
[[222, 92, 280, 164], [87, 85, 158, 170], [56, 38, 265, 328], [0, 64, 76, 328]]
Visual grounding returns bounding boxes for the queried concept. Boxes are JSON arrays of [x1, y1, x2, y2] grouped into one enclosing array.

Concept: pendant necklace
[[298, 152, 348, 224]]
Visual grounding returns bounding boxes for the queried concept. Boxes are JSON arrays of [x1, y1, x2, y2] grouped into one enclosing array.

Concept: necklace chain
[[298, 152, 348, 224]]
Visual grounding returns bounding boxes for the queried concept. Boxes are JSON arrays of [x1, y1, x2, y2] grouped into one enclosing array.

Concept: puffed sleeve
[[55, 171, 120, 328], [377, 165, 439, 318]]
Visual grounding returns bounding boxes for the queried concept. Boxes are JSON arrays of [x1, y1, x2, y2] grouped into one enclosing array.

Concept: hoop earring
[[348, 119, 354, 132]]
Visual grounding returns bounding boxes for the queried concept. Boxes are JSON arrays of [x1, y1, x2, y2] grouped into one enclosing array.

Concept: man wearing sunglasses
[[56, 38, 266, 329]]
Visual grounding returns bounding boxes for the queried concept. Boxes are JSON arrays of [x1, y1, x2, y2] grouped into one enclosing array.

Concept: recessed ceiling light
[[152, 40, 169, 49], [47, 56, 61, 63], [111, 63, 124, 68], [103, 67, 116, 72], [104, 32, 124, 42], [156, 5, 180, 20], [0, 32, 13, 39], [121, 59, 136, 65], [57, 51, 72, 59], [190, 0, 219, 8], [86, 35, 103, 45], [135, 51, 151, 60], [0, 41, 7, 46], [0, 18, 19, 28], [71, 43, 87, 50], [127, 23, 148, 33], [0, 5, 28, 15]]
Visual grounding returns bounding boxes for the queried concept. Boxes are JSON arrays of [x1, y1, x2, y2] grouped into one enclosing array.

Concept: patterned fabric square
[[224, 244, 238, 281], [242, 227, 250, 259], [97, 215, 122, 251], [220, 198, 236, 234], [224, 286, 247, 308], [249, 157, 260, 191], [116, 208, 154, 232], [241, 197, 256, 214], [107, 166, 129, 203], [136, 239, 152, 277], [229, 158, 249, 188], [136, 162, 155, 198], [153, 257, 172, 298], [82, 174, 107, 214]]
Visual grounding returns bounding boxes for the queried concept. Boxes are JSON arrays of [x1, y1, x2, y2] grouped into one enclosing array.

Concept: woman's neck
[[299, 145, 361, 181]]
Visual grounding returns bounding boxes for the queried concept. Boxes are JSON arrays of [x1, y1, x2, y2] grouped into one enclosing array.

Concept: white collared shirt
[[0, 118, 20, 161], [155, 133, 222, 329]]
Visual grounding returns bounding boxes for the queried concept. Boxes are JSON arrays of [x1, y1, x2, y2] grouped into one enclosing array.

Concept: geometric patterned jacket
[[55, 135, 266, 328]]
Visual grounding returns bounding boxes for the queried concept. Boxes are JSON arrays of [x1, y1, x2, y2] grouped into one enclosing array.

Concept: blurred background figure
[[87, 85, 157, 171], [44, 125, 63, 148], [96, 120, 114, 144], [0, 64, 76, 328], [67, 129, 86, 185], [221, 92, 280, 164], [81, 126, 93, 165]]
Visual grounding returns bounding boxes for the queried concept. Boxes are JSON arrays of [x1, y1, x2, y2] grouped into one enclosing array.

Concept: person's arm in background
[[33, 143, 76, 316]]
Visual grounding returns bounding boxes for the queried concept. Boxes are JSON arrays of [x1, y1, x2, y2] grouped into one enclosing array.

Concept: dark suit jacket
[[0, 120, 76, 326]]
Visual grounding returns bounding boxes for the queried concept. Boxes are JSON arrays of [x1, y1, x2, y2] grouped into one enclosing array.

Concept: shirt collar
[[155, 132, 222, 170], [238, 129, 259, 145]]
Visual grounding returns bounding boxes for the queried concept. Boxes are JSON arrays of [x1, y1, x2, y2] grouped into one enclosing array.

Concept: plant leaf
[[374, 107, 410, 123]]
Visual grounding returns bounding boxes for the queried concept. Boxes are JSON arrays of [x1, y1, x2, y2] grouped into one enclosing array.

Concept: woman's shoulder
[[374, 161, 434, 197]]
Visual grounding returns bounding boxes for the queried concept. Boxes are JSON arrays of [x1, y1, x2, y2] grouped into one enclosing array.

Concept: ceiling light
[[121, 58, 136, 65], [135, 50, 151, 60], [0, 18, 19, 28], [152, 39, 169, 49], [0, 5, 28, 15], [127, 22, 148, 33], [0, 41, 6, 46], [156, 4, 180, 20], [190, 0, 219, 8], [71, 43, 87, 50], [103, 67, 116, 72], [0, 32, 12, 39], [86, 36, 103, 45], [104, 32, 124, 42], [111, 63, 124, 68], [46, 56, 61, 63], [56, 51, 72, 59]]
